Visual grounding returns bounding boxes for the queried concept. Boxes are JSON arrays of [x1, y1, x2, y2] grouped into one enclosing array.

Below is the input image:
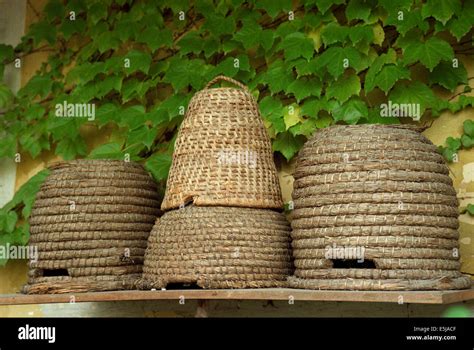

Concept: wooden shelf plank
[[0, 288, 473, 305]]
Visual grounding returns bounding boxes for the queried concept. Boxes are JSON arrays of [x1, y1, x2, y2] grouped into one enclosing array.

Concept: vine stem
[[4, 46, 55, 65], [27, 0, 41, 18], [448, 90, 471, 101]]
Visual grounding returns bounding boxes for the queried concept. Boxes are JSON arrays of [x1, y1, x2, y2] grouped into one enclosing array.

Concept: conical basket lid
[[161, 76, 283, 210]]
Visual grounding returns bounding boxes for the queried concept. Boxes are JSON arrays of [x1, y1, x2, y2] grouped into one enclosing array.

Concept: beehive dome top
[[161, 76, 283, 211]]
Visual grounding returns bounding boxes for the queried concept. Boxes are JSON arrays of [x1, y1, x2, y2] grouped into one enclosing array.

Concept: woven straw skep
[[288, 124, 471, 291], [23, 159, 160, 294], [140, 205, 293, 289], [161, 75, 283, 210]]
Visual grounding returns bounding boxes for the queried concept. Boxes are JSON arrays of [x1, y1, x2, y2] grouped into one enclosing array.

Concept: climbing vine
[[0, 0, 474, 259]]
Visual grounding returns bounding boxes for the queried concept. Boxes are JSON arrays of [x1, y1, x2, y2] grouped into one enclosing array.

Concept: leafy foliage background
[[0, 0, 473, 261]]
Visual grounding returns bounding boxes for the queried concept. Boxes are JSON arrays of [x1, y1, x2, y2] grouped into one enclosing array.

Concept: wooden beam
[[0, 288, 473, 306]]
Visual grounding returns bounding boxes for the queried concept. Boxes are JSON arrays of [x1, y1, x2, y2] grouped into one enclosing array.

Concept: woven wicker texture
[[141, 205, 293, 289], [24, 159, 159, 294], [289, 124, 471, 291], [161, 76, 283, 210]]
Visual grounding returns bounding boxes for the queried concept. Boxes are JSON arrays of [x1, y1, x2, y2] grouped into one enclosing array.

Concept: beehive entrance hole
[[166, 282, 202, 290], [331, 259, 376, 269], [42, 269, 70, 277]]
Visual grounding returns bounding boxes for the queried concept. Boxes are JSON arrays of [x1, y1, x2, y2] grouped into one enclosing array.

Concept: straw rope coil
[[140, 205, 293, 289], [289, 124, 471, 291], [24, 159, 160, 294], [161, 76, 283, 210]]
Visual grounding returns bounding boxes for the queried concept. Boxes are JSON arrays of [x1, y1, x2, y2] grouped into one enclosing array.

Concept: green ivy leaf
[[321, 23, 348, 46], [272, 132, 306, 160], [0, 211, 18, 233], [29, 21, 57, 46], [440, 147, 457, 162], [326, 72, 361, 103], [45, 0, 65, 19], [20, 129, 49, 158], [202, 13, 236, 36], [145, 153, 172, 181], [316, 46, 365, 78], [447, 14, 472, 42], [202, 37, 219, 58], [402, 37, 454, 71], [89, 142, 124, 159], [0, 44, 14, 63], [373, 64, 411, 94], [25, 104, 46, 121], [95, 75, 123, 98], [346, 0, 372, 22], [289, 118, 318, 137], [88, 2, 108, 25], [177, 31, 203, 55], [67, 62, 106, 85], [386, 10, 428, 36], [283, 105, 303, 130], [154, 93, 191, 123], [55, 136, 88, 160], [390, 81, 435, 117], [233, 20, 274, 51], [332, 97, 368, 124], [126, 125, 157, 150], [2, 169, 50, 217], [467, 204, 474, 216], [125, 50, 152, 75], [259, 96, 285, 134], [140, 27, 173, 52], [286, 77, 322, 102], [300, 97, 326, 118], [60, 18, 86, 40], [278, 33, 314, 61], [349, 25, 374, 45], [446, 136, 462, 151], [261, 60, 294, 94], [461, 134, 474, 149], [315, 0, 345, 13], [378, 0, 412, 13], [96, 103, 120, 127], [210, 56, 248, 78], [115, 19, 141, 41], [421, 0, 461, 25], [364, 49, 397, 92], [19, 76, 53, 99], [365, 107, 400, 124], [0, 133, 16, 158], [0, 83, 14, 109], [256, 0, 292, 18], [429, 61, 468, 92], [96, 31, 121, 53], [464, 120, 474, 138], [164, 58, 208, 92], [260, 95, 282, 116], [116, 105, 147, 130]]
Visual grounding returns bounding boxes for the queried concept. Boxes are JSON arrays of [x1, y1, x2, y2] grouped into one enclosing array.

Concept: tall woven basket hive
[[141, 76, 293, 289], [23, 160, 161, 294], [288, 124, 472, 291], [161, 75, 283, 210]]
